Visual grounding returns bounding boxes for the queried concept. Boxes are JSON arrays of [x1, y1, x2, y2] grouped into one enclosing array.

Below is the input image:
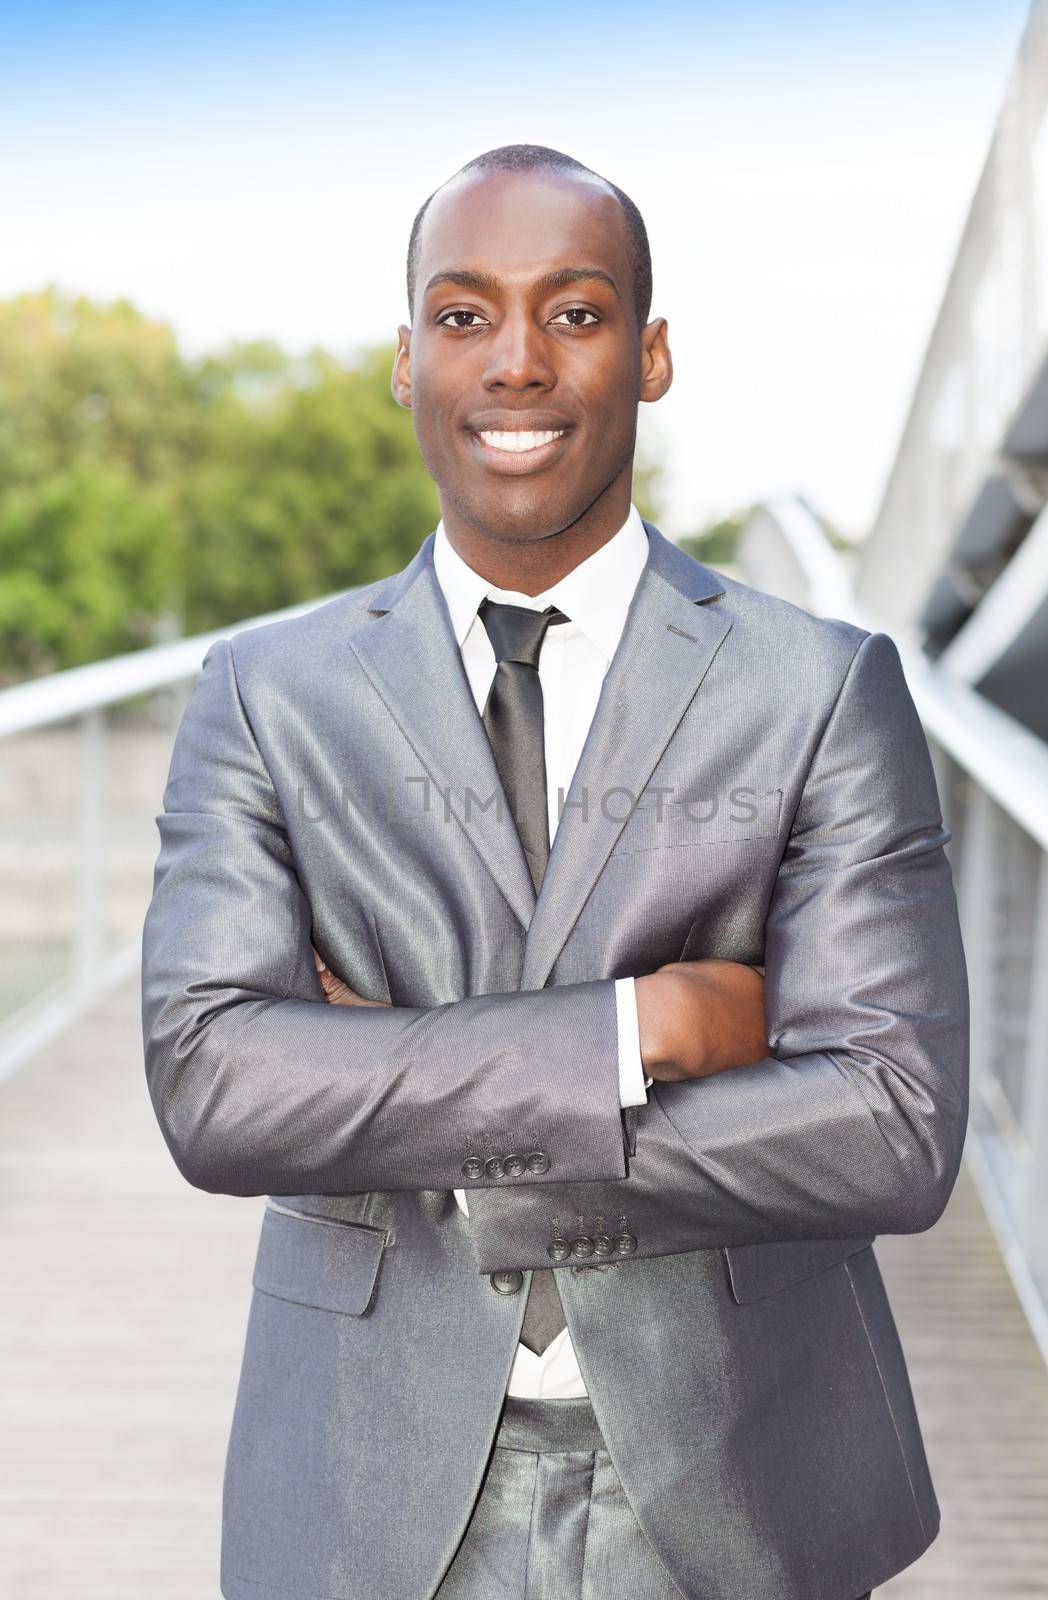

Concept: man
[[141, 145, 969, 1600]]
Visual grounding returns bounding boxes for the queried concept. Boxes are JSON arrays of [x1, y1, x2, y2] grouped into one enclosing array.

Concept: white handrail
[[905, 653, 1048, 854], [750, 499, 1048, 853], [0, 586, 351, 1082], [0, 590, 350, 738]]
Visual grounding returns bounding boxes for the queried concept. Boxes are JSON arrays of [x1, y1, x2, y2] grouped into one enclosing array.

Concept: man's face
[[393, 169, 671, 544]]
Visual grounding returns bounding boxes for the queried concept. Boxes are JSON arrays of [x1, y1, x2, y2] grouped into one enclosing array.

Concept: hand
[[312, 946, 391, 1007], [635, 958, 768, 1083]]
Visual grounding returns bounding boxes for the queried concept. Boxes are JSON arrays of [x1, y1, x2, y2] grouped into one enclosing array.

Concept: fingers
[[318, 968, 353, 1004], [312, 945, 357, 1004], [634, 959, 769, 1083], [311, 947, 391, 1007]]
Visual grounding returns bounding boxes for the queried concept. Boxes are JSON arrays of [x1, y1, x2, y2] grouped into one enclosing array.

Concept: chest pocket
[[615, 786, 783, 853]]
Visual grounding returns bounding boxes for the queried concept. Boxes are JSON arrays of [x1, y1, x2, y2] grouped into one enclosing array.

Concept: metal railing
[[0, 592, 345, 1083], [739, 496, 1048, 1363]]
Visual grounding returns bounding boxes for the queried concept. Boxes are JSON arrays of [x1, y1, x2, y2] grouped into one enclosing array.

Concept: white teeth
[[477, 430, 565, 453]]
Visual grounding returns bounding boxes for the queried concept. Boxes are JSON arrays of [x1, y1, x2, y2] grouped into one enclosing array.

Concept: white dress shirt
[[432, 503, 652, 1399]]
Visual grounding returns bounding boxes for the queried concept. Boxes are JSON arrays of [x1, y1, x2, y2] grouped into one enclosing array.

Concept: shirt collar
[[432, 505, 650, 664]]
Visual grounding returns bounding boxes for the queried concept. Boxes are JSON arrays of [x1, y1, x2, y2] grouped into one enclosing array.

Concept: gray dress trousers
[[434, 1395, 874, 1600]]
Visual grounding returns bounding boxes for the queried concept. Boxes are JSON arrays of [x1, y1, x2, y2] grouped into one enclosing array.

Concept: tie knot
[[477, 598, 568, 668]]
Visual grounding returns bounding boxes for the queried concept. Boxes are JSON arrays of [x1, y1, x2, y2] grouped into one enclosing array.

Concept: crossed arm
[[314, 948, 770, 1087], [141, 628, 969, 1259]]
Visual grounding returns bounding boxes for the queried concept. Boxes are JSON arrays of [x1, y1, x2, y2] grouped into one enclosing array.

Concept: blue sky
[[0, 0, 1032, 535]]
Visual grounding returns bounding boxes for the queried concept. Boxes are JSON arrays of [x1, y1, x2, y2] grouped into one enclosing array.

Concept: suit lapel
[[520, 522, 730, 991], [347, 534, 537, 931], [347, 522, 731, 977]]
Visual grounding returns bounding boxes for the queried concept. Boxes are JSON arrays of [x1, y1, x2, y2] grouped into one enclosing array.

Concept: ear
[[638, 316, 672, 404], [391, 324, 412, 408]]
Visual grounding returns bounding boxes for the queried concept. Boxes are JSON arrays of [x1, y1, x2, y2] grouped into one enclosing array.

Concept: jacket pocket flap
[[253, 1202, 387, 1316], [723, 1234, 874, 1305]]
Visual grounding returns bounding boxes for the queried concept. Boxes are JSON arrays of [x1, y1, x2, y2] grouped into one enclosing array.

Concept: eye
[[436, 309, 489, 330], [550, 307, 600, 329]]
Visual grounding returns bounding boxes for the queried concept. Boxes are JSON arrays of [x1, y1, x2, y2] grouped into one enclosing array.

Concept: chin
[[455, 485, 596, 544]]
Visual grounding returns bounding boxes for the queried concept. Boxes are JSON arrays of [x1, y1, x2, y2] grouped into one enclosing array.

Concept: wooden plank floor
[[0, 974, 1045, 1598], [0, 976, 263, 1598], [877, 1186, 1048, 1599]]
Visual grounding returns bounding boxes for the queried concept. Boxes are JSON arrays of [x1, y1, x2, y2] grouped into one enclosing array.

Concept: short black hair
[[406, 144, 652, 327]]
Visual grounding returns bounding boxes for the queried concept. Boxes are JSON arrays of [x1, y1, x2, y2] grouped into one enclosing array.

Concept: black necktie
[[478, 598, 568, 895], [478, 597, 569, 1354]]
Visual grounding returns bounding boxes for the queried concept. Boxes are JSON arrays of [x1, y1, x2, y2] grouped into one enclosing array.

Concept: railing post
[[957, 786, 997, 1107], [1020, 852, 1048, 1298], [73, 708, 106, 999]]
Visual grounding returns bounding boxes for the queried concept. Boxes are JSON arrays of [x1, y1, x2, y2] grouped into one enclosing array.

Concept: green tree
[[0, 463, 182, 673], [178, 344, 438, 634], [0, 289, 196, 676], [0, 294, 439, 678]]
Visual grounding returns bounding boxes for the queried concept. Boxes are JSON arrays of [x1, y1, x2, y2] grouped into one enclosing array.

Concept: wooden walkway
[[0, 976, 1045, 1598]]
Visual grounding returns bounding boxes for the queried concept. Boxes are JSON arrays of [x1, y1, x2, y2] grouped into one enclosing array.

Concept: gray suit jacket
[[141, 521, 970, 1600]]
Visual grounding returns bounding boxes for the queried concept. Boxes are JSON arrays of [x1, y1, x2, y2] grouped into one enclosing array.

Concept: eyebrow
[[423, 266, 622, 300]]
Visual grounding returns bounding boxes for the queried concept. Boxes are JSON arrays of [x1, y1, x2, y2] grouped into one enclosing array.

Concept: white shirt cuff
[[615, 976, 651, 1105]]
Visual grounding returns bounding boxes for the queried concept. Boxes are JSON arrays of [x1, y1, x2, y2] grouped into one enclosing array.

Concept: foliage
[[0, 291, 193, 675], [176, 343, 441, 636], [0, 291, 438, 680], [677, 512, 749, 570]]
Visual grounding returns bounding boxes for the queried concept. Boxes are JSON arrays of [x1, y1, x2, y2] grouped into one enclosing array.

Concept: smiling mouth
[[475, 429, 567, 454]]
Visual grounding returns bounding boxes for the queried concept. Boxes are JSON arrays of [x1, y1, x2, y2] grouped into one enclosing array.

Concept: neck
[[439, 470, 634, 595]]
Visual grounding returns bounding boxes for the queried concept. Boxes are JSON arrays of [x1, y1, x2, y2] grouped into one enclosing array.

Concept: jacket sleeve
[[463, 629, 971, 1273], [140, 635, 627, 1197]]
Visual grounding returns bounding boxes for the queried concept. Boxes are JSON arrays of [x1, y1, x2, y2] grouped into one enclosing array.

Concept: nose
[[481, 308, 556, 392]]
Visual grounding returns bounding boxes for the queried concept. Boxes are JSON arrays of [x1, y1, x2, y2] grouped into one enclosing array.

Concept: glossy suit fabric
[[140, 522, 970, 1600]]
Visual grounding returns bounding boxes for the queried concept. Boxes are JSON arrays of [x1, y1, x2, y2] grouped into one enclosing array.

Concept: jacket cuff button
[[526, 1151, 551, 1174], [461, 1157, 484, 1179]]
